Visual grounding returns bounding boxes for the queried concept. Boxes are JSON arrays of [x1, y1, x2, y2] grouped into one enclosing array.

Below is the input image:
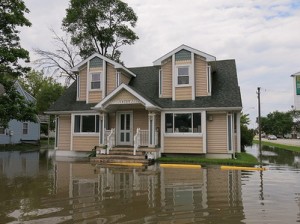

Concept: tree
[[19, 70, 66, 114], [261, 111, 293, 136], [0, 0, 37, 127], [240, 113, 255, 152], [34, 29, 81, 82], [62, 0, 139, 61]]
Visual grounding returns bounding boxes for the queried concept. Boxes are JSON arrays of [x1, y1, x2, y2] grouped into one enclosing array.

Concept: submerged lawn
[[157, 152, 259, 166], [253, 139, 300, 153], [0, 138, 54, 151]]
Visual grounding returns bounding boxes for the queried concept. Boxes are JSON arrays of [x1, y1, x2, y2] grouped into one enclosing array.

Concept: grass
[[156, 152, 259, 166], [0, 138, 54, 151], [253, 139, 300, 153]]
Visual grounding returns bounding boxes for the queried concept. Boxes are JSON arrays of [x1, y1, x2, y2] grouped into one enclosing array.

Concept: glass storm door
[[118, 112, 132, 145]]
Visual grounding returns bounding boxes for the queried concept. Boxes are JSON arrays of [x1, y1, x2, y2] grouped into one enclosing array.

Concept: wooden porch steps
[[90, 146, 152, 165]]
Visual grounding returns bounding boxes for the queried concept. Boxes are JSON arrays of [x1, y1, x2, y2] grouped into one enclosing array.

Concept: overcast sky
[[20, 0, 300, 127]]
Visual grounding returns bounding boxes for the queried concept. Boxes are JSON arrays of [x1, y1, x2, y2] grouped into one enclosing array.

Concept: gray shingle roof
[[47, 59, 242, 112]]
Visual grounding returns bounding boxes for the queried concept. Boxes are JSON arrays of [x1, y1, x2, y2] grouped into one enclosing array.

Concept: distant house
[[0, 81, 40, 144], [47, 45, 242, 158]]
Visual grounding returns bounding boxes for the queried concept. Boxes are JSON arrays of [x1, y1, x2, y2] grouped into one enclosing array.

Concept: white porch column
[[99, 112, 107, 145], [148, 112, 156, 148]]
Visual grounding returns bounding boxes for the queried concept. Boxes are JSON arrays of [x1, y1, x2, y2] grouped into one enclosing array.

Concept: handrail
[[133, 128, 140, 155], [107, 128, 115, 154]]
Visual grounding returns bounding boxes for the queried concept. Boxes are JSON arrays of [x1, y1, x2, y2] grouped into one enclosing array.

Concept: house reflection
[[54, 162, 244, 223]]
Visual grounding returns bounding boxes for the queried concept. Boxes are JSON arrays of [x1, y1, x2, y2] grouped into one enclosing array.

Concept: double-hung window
[[90, 73, 101, 90], [0, 126, 5, 135], [165, 112, 201, 133], [177, 66, 190, 85], [74, 115, 99, 133], [23, 123, 28, 135]]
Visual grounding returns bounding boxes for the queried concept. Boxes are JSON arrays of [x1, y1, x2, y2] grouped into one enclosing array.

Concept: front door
[[117, 112, 133, 145]]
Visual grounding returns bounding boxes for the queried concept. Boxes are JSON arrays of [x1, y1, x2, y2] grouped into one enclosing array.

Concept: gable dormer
[[71, 53, 136, 103], [154, 45, 215, 101]]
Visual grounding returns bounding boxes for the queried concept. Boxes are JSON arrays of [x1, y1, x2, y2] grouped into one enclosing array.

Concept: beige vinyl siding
[[164, 136, 203, 153], [195, 55, 208, 97], [175, 60, 192, 65], [79, 67, 87, 101], [107, 62, 116, 95], [161, 58, 172, 98], [58, 115, 71, 151], [120, 73, 130, 85], [111, 89, 140, 102], [88, 91, 102, 103], [207, 113, 227, 153], [133, 109, 148, 134], [72, 136, 99, 151], [175, 86, 192, 100]]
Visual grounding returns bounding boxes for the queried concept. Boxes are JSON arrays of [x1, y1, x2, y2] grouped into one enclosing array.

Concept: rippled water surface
[[0, 145, 300, 223]]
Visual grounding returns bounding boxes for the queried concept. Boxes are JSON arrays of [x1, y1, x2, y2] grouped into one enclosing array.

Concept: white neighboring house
[[0, 81, 40, 144]]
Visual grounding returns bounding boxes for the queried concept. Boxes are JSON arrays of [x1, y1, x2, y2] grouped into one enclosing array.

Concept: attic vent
[[175, 49, 191, 61], [90, 57, 103, 68]]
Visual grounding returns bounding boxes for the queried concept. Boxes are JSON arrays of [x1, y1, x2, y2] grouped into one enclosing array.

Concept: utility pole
[[257, 87, 262, 167]]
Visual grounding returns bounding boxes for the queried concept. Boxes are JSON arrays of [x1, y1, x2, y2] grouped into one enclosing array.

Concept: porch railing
[[133, 128, 140, 155], [133, 129, 158, 155], [106, 128, 115, 154], [139, 130, 149, 146]]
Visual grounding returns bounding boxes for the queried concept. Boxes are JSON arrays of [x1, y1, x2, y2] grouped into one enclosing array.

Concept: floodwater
[[0, 145, 299, 224]]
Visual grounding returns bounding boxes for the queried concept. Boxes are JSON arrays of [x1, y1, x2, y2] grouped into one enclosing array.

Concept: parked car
[[268, 135, 277, 140]]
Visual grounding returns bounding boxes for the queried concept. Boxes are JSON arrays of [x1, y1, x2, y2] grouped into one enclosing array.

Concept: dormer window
[[90, 73, 101, 90], [176, 65, 191, 86]]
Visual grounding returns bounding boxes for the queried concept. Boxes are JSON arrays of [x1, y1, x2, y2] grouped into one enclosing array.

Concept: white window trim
[[163, 111, 204, 137], [23, 122, 28, 135], [0, 126, 6, 135], [72, 114, 100, 136], [89, 72, 102, 91], [76, 75, 80, 100], [159, 69, 163, 97], [175, 64, 192, 87]]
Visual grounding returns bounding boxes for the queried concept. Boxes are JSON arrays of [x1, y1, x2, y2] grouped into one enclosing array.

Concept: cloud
[[19, 0, 300, 126]]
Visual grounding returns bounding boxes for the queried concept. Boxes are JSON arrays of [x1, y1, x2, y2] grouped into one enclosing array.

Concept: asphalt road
[[261, 138, 300, 147]]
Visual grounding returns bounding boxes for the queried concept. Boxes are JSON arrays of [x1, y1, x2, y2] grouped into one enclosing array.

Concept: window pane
[[126, 133, 130, 142], [74, 115, 81, 132], [96, 115, 99, 133], [178, 76, 189, 84], [91, 73, 100, 81], [120, 114, 125, 130], [91, 81, 100, 89], [126, 114, 130, 130], [193, 113, 201, 133], [23, 123, 28, 134], [0, 127, 5, 135], [175, 114, 192, 132], [178, 67, 189, 76], [165, 113, 173, 133], [82, 116, 96, 132]]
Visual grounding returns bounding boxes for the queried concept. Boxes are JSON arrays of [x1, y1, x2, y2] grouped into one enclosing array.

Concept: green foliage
[[19, 70, 66, 114], [62, 0, 139, 61], [0, 77, 37, 128], [0, 0, 31, 77], [261, 111, 293, 136], [157, 153, 259, 166], [240, 113, 255, 151]]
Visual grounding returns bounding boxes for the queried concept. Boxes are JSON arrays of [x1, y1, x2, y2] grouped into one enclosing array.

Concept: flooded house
[[47, 45, 242, 159]]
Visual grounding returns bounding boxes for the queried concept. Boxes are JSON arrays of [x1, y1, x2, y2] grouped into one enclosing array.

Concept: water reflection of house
[[0, 151, 39, 178], [54, 162, 244, 222]]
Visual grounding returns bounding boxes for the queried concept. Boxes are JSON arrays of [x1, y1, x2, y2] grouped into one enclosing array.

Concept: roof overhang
[[71, 53, 136, 77], [92, 83, 161, 111], [153, 44, 216, 66], [291, 72, 300, 77], [161, 107, 242, 112]]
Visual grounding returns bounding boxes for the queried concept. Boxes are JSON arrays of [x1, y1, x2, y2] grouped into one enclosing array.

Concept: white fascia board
[[93, 83, 160, 110], [45, 110, 96, 115], [291, 72, 300, 77], [161, 107, 242, 112], [71, 53, 136, 77], [153, 44, 216, 66]]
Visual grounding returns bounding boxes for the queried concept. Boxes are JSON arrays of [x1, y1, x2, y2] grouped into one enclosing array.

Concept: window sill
[[89, 89, 102, 92], [175, 84, 192, 88], [164, 133, 202, 138], [73, 133, 99, 137]]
